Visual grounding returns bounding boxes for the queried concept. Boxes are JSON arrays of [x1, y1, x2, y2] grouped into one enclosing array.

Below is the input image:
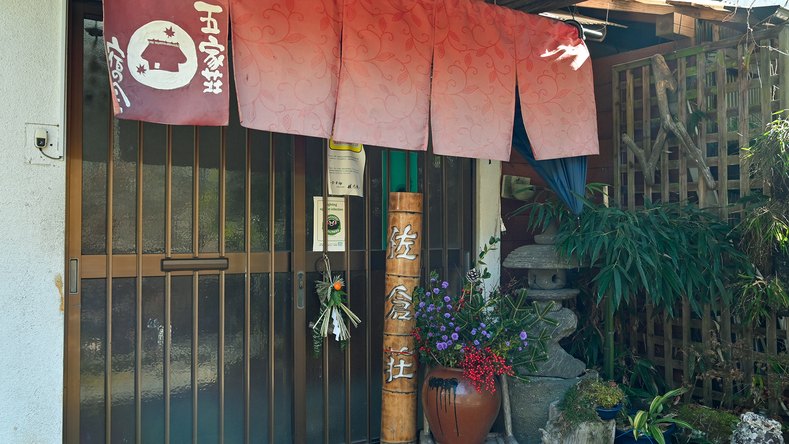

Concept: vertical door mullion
[[164, 125, 173, 444], [322, 143, 330, 444], [192, 128, 201, 444], [243, 129, 252, 444], [65, 3, 86, 441], [218, 127, 227, 444], [105, 104, 115, 444], [441, 157, 450, 280], [267, 132, 276, 444], [293, 137, 308, 444], [344, 177, 352, 444], [135, 121, 144, 444], [364, 145, 373, 443], [422, 151, 430, 280]]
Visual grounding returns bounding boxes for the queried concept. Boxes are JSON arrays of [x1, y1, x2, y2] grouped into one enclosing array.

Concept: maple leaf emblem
[[164, 27, 175, 38], [136, 64, 147, 75]]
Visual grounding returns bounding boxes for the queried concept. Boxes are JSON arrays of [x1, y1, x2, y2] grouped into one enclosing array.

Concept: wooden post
[[381, 192, 423, 444]]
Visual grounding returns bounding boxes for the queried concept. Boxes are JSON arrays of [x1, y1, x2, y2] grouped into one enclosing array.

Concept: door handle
[[297, 271, 305, 309], [69, 259, 78, 294]]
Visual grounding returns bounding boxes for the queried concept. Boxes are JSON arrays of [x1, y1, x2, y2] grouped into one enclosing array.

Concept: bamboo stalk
[[380, 192, 423, 444]]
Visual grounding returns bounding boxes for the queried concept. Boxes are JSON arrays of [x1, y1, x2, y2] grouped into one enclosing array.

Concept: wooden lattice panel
[[613, 27, 788, 221], [611, 26, 789, 416]]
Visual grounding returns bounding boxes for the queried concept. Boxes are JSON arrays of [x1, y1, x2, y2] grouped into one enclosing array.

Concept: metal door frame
[[64, 3, 475, 442]]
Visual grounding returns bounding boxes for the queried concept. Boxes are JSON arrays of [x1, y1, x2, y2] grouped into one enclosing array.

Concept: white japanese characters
[[106, 37, 131, 112], [386, 285, 413, 321], [385, 347, 415, 383], [194, 1, 225, 94], [389, 225, 418, 260]]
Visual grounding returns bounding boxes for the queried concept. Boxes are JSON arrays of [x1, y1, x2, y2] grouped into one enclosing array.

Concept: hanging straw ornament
[[312, 254, 361, 356]]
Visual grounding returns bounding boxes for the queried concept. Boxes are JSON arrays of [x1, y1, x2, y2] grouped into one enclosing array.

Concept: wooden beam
[[656, 12, 695, 40], [575, 0, 747, 23], [498, 0, 589, 14]]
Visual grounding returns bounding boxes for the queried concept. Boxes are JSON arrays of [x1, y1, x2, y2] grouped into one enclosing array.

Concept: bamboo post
[[381, 192, 423, 444], [602, 186, 615, 381]]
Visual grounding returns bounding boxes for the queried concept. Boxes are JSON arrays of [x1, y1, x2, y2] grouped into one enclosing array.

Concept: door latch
[[297, 271, 305, 309]]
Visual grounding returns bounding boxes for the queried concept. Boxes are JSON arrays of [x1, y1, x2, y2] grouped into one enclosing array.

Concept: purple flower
[[523, 341, 529, 347], [444, 296, 451, 302], [444, 313, 451, 318], [451, 333, 459, 341], [446, 340, 453, 346], [518, 347, 522, 351], [431, 277, 436, 282], [433, 288, 440, 294], [474, 340, 480, 346], [430, 323, 435, 327], [520, 331, 528, 340], [429, 316, 433, 321], [427, 304, 434, 312], [481, 330, 487, 336], [436, 342, 445, 350], [506, 341, 510, 346], [446, 305, 452, 309], [442, 281, 449, 289], [471, 328, 477, 335], [442, 335, 448, 341], [449, 322, 454, 327], [486, 333, 492, 339], [455, 327, 461, 332], [428, 332, 433, 337], [419, 302, 425, 308], [440, 326, 446, 331], [480, 323, 486, 328]]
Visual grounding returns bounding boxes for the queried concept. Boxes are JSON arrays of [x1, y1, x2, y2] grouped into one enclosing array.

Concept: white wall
[[0, 0, 68, 442], [475, 160, 502, 288]]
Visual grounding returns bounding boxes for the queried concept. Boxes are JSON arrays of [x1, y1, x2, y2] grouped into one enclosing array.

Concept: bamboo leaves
[[554, 195, 747, 315]]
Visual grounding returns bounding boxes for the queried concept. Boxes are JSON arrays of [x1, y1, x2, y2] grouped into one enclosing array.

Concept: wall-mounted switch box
[[25, 123, 62, 164]]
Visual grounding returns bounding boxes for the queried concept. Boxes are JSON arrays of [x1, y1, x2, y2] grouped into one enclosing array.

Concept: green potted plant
[[558, 378, 626, 423], [412, 237, 553, 444], [615, 388, 693, 444], [586, 380, 626, 420], [674, 404, 740, 444]]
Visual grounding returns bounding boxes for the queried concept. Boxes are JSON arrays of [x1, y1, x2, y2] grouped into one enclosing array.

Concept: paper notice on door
[[328, 139, 365, 197], [313, 196, 346, 252]]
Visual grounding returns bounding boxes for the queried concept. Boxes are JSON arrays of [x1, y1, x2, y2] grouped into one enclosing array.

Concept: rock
[[521, 308, 586, 379], [501, 373, 596, 444], [527, 343, 586, 379], [730, 412, 783, 444], [534, 224, 559, 245], [503, 244, 581, 270], [540, 401, 615, 444], [529, 268, 568, 290]]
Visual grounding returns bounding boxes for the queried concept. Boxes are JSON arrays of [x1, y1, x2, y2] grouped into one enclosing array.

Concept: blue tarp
[[512, 90, 588, 215]]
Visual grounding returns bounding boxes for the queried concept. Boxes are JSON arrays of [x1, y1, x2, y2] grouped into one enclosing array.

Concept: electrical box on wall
[[24, 123, 62, 164]]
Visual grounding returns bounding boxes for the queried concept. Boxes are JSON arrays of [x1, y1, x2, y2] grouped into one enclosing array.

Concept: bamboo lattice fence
[[612, 25, 789, 415]]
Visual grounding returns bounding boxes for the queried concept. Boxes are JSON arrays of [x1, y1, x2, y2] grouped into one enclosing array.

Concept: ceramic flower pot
[[595, 403, 623, 420], [614, 423, 676, 443], [422, 366, 502, 444]]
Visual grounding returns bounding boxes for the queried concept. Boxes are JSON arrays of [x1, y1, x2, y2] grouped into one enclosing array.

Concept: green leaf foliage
[[552, 194, 747, 315]]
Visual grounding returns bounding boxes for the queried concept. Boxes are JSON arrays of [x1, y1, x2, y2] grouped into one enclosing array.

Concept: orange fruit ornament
[[333, 282, 342, 291]]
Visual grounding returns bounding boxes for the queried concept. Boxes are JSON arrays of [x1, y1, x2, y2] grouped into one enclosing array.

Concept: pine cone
[[466, 269, 480, 283]]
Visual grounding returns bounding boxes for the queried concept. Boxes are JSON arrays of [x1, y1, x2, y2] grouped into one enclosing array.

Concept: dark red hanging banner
[[103, 0, 230, 125]]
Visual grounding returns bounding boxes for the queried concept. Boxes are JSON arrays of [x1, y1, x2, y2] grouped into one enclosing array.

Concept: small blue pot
[[595, 403, 623, 420], [615, 423, 676, 443]]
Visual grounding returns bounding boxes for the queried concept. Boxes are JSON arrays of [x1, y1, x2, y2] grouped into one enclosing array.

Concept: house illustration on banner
[[141, 38, 186, 71]]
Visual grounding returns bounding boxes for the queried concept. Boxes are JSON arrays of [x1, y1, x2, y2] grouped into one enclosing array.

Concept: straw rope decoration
[[312, 254, 361, 357]]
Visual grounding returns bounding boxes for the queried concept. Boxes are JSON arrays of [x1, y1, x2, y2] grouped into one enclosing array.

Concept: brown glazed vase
[[422, 366, 502, 444]]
